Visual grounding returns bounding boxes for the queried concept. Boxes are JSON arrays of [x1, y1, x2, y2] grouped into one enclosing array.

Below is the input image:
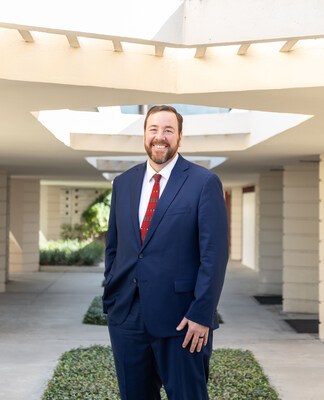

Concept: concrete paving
[[0, 261, 323, 400], [216, 261, 324, 400]]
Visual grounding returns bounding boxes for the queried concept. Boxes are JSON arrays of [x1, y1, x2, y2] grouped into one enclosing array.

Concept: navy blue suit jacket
[[102, 154, 229, 338]]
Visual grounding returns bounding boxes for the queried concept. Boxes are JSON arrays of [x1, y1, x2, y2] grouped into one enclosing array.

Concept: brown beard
[[145, 139, 180, 165]]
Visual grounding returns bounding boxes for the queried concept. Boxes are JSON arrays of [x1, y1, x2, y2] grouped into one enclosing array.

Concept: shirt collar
[[146, 153, 179, 182]]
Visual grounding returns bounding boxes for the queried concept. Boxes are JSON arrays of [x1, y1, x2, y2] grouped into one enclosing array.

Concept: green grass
[[42, 345, 280, 400]]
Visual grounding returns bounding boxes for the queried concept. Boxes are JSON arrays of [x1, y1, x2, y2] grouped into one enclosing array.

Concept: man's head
[[144, 105, 183, 171], [144, 105, 183, 135]]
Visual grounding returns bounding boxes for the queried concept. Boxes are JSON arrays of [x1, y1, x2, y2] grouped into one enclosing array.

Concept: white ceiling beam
[[280, 40, 298, 52], [155, 45, 165, 57], [97, 159, 138, 172], [112, 40, 123, 52], [194, 46, 207, 58], [18, 29, 34, 43], [66, 34, 80, 48], [237, 43, 251, 55]]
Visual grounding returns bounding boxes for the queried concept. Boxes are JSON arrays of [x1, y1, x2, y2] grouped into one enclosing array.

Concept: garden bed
[[83, 296, 106, 326], [40, 239, 104, 266], [42, 345, 280, 400]]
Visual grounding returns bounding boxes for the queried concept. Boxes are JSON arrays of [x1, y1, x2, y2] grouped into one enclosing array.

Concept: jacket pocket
[[166, 206, 191, 216], [174, 279, 196, 293]]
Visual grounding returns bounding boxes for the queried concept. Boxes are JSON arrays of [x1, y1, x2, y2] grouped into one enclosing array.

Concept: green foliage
[[60, 190, 112, 241], [83, 296, 106, 326], [81, 190, 112, 240], [42, 345, 280, 400], [40, 240, 104, 266], [208, 349, 279, 399], [61, 223, 85, 241]]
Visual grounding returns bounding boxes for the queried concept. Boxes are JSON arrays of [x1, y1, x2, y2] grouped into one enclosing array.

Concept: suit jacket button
[[133, 278, 137, 284], [139, 253, 144, 259]]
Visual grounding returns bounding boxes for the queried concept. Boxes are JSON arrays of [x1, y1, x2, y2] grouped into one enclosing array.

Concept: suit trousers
[[107, 290, 212, 400]]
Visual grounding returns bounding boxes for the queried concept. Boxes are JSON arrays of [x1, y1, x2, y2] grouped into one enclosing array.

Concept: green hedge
[[83, 296, 106, 326], [42, 345, 280, 400], [40, 239, 104, 266]]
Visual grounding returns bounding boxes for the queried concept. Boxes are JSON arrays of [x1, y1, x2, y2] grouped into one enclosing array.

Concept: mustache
[[151, 141, 169, 146]]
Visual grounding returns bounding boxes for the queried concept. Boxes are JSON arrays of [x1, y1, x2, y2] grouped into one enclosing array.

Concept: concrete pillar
[[258, 171, 283, 295], [0, 171, 9, 292], [318, 157, 324, 341], [40, 185, 61, 243], [283, 164, 319, 314], [231, 187, 242, 260], [242, 189, 256, 269], [255, 184, 259, 271], [9, 178, 40, 272]]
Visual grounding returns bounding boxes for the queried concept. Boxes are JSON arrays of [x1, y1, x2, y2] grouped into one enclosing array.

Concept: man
[[102, 105, 228, 400]]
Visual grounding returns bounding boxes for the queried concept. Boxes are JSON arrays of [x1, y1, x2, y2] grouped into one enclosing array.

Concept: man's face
[[144, 111, 182, 168]]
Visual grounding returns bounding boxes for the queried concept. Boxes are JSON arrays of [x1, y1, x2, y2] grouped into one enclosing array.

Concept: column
[[258, 171, 283, 294], [230, 187, 242, 260], [0, 171, 9, 292], [283, 164, 319, 314], [40, 185, 61, 242], [9, 178, 40, 272], [319, 157, 324, 341], [242, 187, 256, 269]]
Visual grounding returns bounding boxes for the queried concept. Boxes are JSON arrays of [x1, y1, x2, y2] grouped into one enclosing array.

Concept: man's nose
[[156, 129, 166, 140]]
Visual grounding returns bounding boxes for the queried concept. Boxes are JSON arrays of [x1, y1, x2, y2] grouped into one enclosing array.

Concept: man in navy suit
[[103, 105, 228, 400]]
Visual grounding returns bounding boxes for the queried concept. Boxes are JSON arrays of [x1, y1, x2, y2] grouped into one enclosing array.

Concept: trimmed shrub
[[40, 240, 104, 266], [42, 345, 280, 400], [83, 296, 106, 326]]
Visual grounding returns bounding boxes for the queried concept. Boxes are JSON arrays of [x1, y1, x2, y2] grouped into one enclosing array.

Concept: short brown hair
[[144, 105, 183, 135]]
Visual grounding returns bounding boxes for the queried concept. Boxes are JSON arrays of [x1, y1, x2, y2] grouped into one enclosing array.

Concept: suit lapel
[[141, 154, 189, 250], [131, 162, 146, 248]]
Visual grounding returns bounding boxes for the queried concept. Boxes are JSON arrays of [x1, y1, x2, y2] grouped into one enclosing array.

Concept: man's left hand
[[176, 317, 209, 353]]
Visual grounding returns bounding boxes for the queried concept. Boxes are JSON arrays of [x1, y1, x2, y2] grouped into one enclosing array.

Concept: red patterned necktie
[[140, 174, 162, 244]]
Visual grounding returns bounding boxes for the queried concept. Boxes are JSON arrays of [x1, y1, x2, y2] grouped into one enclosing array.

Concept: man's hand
[[176, 317, 209, 353]]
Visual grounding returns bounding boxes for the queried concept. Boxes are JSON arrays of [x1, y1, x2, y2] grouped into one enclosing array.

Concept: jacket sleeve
[[185, 173, 229, 327], [104, 178, 118, 281]]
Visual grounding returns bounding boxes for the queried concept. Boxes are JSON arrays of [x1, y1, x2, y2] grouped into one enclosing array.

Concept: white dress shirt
[[139, 153, 179, 227]]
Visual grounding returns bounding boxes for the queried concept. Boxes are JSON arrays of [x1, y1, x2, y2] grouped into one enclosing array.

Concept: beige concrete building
[[1, 0, 324, 340]]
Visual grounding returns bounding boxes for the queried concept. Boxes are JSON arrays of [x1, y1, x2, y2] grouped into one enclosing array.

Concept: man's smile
[[152, 144, 168, 150]]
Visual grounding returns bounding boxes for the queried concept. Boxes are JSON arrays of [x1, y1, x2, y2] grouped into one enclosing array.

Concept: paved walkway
[[0, 261, 323, 400]]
